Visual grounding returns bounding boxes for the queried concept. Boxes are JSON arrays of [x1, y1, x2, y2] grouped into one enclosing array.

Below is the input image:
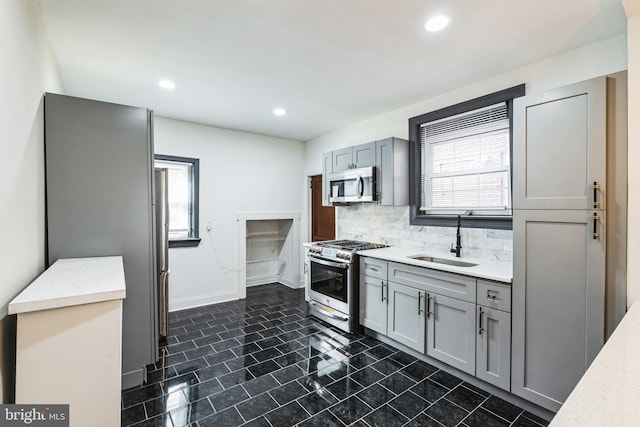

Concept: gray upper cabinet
[[332, 142, 375, 172], [322, 152, 332, 206], [513, 77, 606, 210], [426, 293, 476, 375], [322, 137, 409, 206], [375, 137, 409, 206], [387, 281, 426, 352], [512, 209, 605, 411]]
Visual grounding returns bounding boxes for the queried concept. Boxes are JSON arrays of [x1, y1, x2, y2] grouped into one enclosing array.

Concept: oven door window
[[310, 260, 348, 303]]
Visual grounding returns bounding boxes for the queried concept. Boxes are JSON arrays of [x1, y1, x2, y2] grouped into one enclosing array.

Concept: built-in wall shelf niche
[[237, 212, 301, 298], [246, 220, 292, 286]]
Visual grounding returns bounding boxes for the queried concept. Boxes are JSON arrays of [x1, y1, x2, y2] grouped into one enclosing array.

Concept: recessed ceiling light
[[273, 108, 287, 116], [424, 15, 451, 32], [158, 80, 176, 89]]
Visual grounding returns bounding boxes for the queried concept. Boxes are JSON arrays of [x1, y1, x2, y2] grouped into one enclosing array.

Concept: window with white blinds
[[420, 102, 511, 215]]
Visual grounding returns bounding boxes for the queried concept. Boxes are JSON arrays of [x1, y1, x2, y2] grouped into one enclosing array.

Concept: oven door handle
[[309, 256, 349, 269], [309, 301, 349, 322]]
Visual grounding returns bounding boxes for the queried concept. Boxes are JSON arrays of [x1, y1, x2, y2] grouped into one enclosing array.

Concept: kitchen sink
[[408, 255, 478, 267]]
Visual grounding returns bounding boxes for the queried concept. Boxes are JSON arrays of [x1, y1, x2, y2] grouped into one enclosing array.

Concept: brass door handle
[[478, 307, 485, 335], [418, 292, 423, 314], [426, 294, 433, 318], [593, 213, 600, 239], [593, 181, 600, 208]]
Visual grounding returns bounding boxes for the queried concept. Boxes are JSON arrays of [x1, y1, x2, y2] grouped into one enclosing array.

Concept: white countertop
[[8, 256, 127, 315], [356, 246, 513, 283], [550, 301, 640, 426]]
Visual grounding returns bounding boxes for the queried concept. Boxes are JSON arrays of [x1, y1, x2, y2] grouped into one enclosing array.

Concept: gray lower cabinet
[[476, 306, 511, 391], [512, 209, 605, 412], [359, 273, 387, 335], [426, 293, 476, 375], [386, 281, 426, 353]]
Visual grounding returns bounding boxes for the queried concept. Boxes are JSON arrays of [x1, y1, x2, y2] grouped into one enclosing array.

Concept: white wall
[[153, 118, 305, 311], [624, 1, 640, 306], [302, 34, 627, 248], [0, 0, 63, 402]]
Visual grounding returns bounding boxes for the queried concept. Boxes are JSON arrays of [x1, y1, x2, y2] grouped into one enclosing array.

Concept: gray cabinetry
[[388, 262, 476, 303], [359, 256, 513, 391], [512, 76, 607, 412], [332, 142, 375, 172], [476, 280, 511, 391], [375, 137, 409, 206], [513, 78, 606, 210], [359, 257, 388, 334], [321, 152, 332, 206], [387, 281, 426, 352], [321, 137, 408, 207], [512, 209, 605, 411], [359, 274, 387, 334], [426, 293, 476, 375]]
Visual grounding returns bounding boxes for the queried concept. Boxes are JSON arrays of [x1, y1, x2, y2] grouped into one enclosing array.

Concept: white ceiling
[[37, 0, 627, 141]]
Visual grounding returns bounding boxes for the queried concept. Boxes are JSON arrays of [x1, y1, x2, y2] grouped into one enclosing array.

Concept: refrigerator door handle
[[160, 270, 169, 338]]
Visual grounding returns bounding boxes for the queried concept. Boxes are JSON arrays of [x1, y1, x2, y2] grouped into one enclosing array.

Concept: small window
[[409, 85, 525, 229], [155, 154, 200, 248]]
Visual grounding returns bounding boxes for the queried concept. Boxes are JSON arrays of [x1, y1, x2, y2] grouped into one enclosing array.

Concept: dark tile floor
[[121, 283, 549, 427]]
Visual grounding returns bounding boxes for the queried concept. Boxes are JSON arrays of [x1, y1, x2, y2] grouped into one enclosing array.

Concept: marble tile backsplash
[[336, 205, 513, 262]]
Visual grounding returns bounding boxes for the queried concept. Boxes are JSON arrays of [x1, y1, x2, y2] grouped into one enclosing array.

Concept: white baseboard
[[169, 291, 238, 312]]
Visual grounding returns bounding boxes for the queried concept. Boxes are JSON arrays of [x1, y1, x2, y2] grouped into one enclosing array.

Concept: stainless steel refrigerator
[[45, 93, 165, 389]]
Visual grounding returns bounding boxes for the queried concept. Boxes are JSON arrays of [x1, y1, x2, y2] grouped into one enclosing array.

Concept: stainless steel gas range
[[307, 239, 387, 333]]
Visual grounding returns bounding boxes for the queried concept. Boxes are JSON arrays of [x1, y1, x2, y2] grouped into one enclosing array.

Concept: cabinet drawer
[[360, 257, 388, 280], [388, 262, 476, 303], [477, 280, 511, 313]]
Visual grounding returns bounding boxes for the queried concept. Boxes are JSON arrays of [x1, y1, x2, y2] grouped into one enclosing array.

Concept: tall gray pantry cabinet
[[44, 93, 158, 389], [511, 78, 607, 412]]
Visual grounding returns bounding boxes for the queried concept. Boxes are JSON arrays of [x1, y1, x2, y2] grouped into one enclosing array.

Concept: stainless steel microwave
[[329, 166, 375, 203]]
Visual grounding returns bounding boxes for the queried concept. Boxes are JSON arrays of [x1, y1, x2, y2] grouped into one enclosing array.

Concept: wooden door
[[311, 174, 335, 241]]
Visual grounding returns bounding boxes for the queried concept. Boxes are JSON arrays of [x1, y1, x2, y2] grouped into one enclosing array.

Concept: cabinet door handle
[[426, 293, 433, 318], [418, 292, 423, 314], [381, 281, 385, 302], [593, 181, 600, 208], [478, 307, 485, 335], [593, 213, 600, 239]]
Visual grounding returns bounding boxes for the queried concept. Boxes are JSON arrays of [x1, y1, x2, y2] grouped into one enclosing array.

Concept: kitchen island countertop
[[356, 246, 512, 283], [8, 256, 126, 315], [549, 300, 640, 426]]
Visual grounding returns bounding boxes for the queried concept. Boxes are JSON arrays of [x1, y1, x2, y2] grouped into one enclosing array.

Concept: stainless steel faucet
[[450, 215, 462, 257]]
